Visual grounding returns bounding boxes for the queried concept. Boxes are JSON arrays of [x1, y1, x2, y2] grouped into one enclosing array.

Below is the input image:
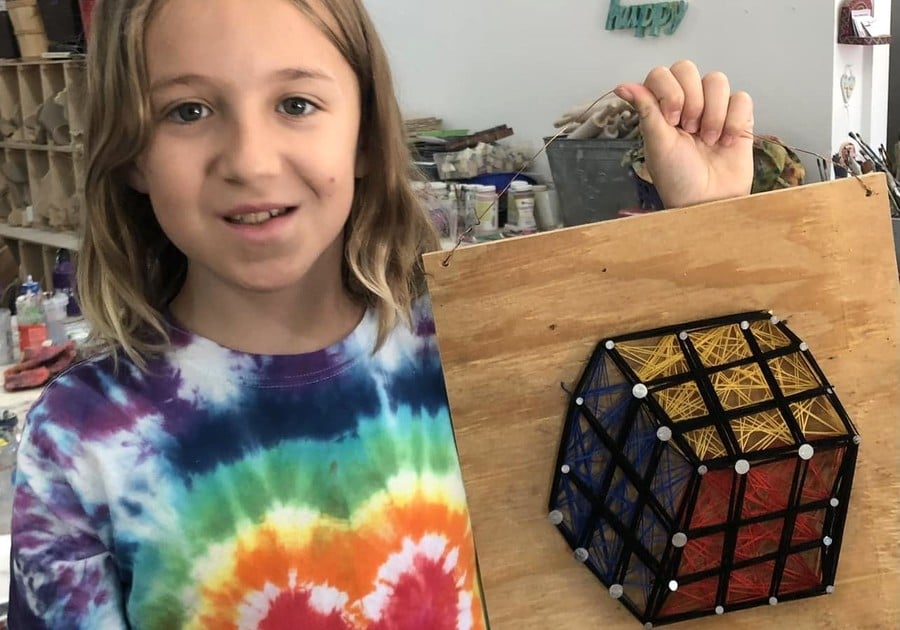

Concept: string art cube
[[549, 312, 859, 627]]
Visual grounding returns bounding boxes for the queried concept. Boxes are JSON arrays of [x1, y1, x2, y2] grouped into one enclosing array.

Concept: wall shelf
[[838, 35, 892, 45], [0, 224, 79, 250], [0, 140, 79, 153], [837, 0, 890, 46], [0, 58, 84, 290]]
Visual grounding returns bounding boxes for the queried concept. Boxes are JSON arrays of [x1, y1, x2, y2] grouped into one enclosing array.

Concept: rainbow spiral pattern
[[11, 303, 486, 629]]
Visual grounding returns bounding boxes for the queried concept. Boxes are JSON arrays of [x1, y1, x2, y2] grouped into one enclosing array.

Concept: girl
[[8, 0, 753, 627]]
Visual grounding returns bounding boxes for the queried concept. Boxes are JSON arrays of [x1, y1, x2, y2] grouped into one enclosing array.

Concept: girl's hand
[[615, 60, 754, 209]]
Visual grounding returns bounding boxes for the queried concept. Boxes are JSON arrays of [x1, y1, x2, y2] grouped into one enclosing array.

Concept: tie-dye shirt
[[9, 299, 486, 629]]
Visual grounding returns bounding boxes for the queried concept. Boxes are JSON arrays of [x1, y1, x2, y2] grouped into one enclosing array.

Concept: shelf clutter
[[0, 56, 84, 293], [837, 0, 891, 46], [0, 0, 86, 300]]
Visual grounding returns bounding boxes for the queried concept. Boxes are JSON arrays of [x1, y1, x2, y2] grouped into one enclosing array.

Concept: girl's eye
[[166, 102, 211, 123], [278, 97, 316, 117]]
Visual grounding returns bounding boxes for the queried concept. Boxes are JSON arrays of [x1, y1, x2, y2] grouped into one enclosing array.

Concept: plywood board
[[423, 174, 900, 629]]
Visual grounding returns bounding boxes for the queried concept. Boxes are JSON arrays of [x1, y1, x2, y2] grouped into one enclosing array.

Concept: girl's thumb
[[614, 84, 671, 140]]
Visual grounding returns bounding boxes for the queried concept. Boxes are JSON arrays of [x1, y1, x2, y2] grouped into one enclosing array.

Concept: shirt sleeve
[[8, 410, 128, 629]]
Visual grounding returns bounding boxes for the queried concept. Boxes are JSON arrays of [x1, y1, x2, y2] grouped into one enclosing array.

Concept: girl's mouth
[[225, 206, 297, 225]]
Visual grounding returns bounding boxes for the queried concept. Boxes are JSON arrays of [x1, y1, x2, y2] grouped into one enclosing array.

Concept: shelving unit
[[837, 0, 892, 46], [0, 57, 84, 291]]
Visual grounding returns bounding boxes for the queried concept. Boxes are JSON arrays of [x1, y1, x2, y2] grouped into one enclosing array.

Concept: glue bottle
[[16, 275, 47, 352]]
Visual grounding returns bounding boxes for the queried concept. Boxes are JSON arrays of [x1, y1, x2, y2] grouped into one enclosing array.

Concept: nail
[[703, 131, 718, 146], [683, 119, 699, 134], [614, 86, 633, 102], [667, 111, 681, 126], [721, 134, 735, 147]]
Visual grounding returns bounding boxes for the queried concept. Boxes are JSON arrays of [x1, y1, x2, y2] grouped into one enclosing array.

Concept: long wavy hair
[[77, 0, 438, 368]]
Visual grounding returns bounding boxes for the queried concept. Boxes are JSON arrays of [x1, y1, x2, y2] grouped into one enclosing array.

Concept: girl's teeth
[[228, 208, 289, 224]]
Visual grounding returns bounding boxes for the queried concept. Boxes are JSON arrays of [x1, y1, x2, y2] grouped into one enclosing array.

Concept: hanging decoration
[[840, 65, 856, 107], [606, 0, 689, 37]]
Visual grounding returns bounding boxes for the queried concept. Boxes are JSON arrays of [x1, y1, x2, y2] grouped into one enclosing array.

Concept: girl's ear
[[128, 160, 149, 194]]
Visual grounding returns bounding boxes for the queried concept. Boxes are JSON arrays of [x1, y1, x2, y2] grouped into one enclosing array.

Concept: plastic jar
[[507, 181, 537, 233], [15, 275, 47, 352], [533, 184, 563, 231], [44, 292, 70, 345], [474, 185, 499, 236], [0, 308, 12, 364], [427, 182, 457, 242]]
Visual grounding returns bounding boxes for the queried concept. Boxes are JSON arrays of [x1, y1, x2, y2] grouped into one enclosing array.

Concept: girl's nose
[[215, 114, 283, 184]]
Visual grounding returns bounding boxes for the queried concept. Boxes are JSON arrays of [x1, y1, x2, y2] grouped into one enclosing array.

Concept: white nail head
[[735, 459, 751, 475], [798, 444, 815, 460], [826, 387, 834, 395], [609, 584, 624, 599], [548, 510, 564, 525], [769, 597, 778, 606], [633, 383, 649, 399], [852, 435, 861, 445], [826, 585, 835, 594], [605, 340, 616, 350], [678, 331, 689, 341], [830, 498, 840, 508], [715, 605, 725, 615], [823, 536, 833, 547], [698, 465, 709, 475], [672, 532, 688, 548], [740, 320, 750, 330], [800, 342, 809, 352], [575, 396, 584, 406], [644, 624, 653, 630], [668, 580, 679, 592], [770, 315, 780, 324], [561, 464, 571, 474], [574, 547, 589, 562], [656, 426, 673, 442]]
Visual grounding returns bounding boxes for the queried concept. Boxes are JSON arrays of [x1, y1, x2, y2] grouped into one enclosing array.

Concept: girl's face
[[133, 0, 363, 299]]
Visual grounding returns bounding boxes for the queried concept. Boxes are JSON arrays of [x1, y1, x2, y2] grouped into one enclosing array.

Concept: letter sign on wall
[[606, 0, 689, 37]]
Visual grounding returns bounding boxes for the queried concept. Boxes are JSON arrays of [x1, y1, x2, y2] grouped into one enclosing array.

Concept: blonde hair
[[77, 0, 438, 368]]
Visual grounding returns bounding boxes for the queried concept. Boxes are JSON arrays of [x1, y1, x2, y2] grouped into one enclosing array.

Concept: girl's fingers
[[669, 60, 704, 134], [721, 91, 755, 147], [698, 71, 731, 146], [641, 65, 686, 127], [614, 82, 671, 141]]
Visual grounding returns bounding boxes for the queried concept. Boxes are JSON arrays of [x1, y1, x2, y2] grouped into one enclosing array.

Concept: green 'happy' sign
[[606, 0, 688, 37]]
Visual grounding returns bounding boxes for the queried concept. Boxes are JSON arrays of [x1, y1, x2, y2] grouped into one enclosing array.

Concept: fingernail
[[666, 111, 681, 126], [721, 134, 735, 147], [703, 131, 718, 146], [614, 86, 633, 101], [683, 120, 699, 134]]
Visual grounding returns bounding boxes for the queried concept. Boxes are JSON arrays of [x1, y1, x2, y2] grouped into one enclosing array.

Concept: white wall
[[366, 0, 882, 181], [368, 0, 835, 177]]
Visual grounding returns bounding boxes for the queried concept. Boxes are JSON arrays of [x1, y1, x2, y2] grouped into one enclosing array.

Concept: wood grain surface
[[423, 174, 900, 629]]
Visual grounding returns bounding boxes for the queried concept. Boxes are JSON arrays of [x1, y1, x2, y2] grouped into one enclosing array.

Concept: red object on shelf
[[79, 0, 95, 40], [838, 0, 892, 45]]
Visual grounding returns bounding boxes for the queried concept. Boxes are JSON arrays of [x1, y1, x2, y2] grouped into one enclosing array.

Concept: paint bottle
[[15, 275, 47, 352], [458, 184, 478, 237], [474, 185, 499, 237], [507, 181, 537, 234], [52, 248, 80, 317], [533, 184, 563, 231], [427, 182, 457, 243], [0, 308, 12, 364]]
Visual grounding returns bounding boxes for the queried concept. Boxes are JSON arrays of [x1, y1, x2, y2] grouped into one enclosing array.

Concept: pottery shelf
[[0, 57, 84, 290]]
